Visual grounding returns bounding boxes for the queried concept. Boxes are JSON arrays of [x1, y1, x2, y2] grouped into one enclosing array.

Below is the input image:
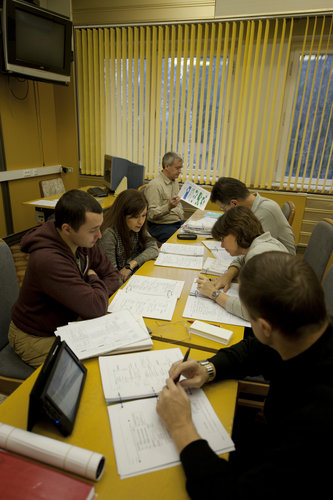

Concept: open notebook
[[99, 348, 234, 478]]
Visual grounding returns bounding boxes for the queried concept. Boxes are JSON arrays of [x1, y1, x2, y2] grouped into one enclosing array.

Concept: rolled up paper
[[0, 423, 105, 481]]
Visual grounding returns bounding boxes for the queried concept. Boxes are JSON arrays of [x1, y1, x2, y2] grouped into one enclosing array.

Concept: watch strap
[[198, 360, 215, 382], [211, 290, 221, 302]]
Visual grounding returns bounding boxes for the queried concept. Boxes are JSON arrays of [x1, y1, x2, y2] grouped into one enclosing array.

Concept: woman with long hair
[[197, 206, 288, 320], [99, 189, 158, 282]]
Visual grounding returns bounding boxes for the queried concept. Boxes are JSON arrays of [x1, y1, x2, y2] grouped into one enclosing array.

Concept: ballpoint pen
[[174, 347, 191, 384]]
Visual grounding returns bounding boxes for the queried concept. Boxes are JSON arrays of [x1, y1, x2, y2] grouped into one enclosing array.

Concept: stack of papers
[[55, 310, 152, 360], [99, 349, 235, 478], [108, 275, 185, 321], [181, 216, 219, 237]]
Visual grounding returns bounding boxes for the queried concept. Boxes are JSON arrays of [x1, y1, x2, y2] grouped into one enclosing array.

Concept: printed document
[[55, 310, 151, 359], [154, 253, 203, 270], [178, 180, 210, 209], [108, 288, 178, 321], [183, 283, 251, 327], [108, 389, 235, 478], [99, 348, 184, 403], [160, 242, 204, 256], [122, 275, 184, 299]]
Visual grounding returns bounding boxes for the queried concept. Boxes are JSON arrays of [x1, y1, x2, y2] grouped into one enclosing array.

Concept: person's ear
[[258, 318, 272, 340], [230, 199, 239, 207], [61, 223, 72, 235]]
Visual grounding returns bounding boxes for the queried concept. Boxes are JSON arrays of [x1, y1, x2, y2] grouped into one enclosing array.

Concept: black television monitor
[[103, 155, 145, 193], [1, 0, 72, 84]]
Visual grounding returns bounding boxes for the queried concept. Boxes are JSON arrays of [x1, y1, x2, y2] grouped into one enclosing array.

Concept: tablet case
[[27, 337, 87, 436]]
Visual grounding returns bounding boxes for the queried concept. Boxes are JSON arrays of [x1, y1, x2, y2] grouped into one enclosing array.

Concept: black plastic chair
[[0, 239, 34, 395]]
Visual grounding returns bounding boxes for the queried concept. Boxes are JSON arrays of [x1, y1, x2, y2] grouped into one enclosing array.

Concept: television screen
[[1, 0, 72, 84]]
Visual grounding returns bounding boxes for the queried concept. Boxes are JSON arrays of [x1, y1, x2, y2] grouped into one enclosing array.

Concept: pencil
[[174, 347, 191, 383]]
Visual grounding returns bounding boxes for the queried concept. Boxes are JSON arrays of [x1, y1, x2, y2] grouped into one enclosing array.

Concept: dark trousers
[[147, 220, 185, 243]]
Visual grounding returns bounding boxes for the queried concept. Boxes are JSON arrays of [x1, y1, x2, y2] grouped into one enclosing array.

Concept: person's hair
[[162, 152, 183, 169], [211, 177, 251, 204], [101, 188, 149, 257], [239, 252, 328, 338], [211, 206, 263, 249], [55, 189, 102, 231]]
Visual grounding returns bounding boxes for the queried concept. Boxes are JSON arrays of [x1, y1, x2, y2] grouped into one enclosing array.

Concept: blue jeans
[[147, 220, 185, 243]]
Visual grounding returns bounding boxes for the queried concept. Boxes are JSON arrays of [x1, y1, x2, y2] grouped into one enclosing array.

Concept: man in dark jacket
[[157, 252, 333, 499], [9, 189, 120, 367]]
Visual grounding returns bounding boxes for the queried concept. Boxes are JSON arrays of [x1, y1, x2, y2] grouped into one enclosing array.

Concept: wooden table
[[0, 341, 237, 500], [23, 186, 116, 223]]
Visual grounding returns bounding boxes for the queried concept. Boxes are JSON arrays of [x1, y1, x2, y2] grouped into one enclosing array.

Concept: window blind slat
[[75, 16, 332, 191]]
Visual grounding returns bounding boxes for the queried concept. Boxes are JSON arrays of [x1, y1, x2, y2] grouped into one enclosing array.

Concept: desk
[[24, 186, 116, 223], [0, 341, 237, 500]]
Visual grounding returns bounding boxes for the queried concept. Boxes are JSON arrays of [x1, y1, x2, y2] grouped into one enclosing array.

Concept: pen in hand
[[174, 347, 191, 384]]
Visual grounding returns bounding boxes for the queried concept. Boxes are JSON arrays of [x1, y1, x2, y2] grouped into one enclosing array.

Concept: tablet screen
[[45, 348, 85, 420]]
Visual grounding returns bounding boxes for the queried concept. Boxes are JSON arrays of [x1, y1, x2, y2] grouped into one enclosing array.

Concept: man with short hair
[[211, 177, 296, 255], [157, 252, 333, 498], [145, 152, 185, 243], [9, 189, 120, 367]]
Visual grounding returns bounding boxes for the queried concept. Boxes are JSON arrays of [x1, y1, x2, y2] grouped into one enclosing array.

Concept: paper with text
[[108, 389, 235, 478], [178, 180, 210, 209], [108, 289, 178, 321], [122, 275, 184, 299], [55, 311, 150, 360], [160, 242, 204, 256], [99, 348, 183, 403], [154, 253, 203, 270], [183, 283, 250, 327]]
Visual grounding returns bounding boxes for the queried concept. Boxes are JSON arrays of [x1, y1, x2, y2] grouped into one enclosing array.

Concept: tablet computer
[[28, 337, 87, 436]]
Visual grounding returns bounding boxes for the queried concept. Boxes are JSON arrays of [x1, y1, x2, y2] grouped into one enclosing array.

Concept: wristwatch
[[211, 290, 221, 302], [125, 264, 132, 271], [198, 360, 215, 382]]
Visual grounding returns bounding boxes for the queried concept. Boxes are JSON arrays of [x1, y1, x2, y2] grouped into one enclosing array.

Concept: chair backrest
[[39, 177, 65, 197], [322, 264, 333, 322], [303, 219, 333, 281], [281, 200, 296, 225], [0, 239, 19, 350]]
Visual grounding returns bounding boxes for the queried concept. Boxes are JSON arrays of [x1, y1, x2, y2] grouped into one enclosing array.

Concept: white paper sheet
[[160, 243, 204, 256], [178, 180, 210, 209], [108, 289, 178, 321], [0, 423, 105, 481], [108, 389, 234, 478], [99, 348, 183, 403], [183, 283, 251, 327], [28, 199, 59, 207], [154, 253, 203, 270], [122, 275, 184, 299]]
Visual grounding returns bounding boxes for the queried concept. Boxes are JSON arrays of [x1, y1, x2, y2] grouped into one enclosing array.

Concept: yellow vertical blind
[[75, 16, 332, 192]]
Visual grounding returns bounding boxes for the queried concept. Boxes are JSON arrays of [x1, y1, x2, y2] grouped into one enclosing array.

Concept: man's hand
[[168, 196, 181, 211], [168, 358, 211, 388], [87, 269, 97, 276], [156, 377, 200, 452]]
